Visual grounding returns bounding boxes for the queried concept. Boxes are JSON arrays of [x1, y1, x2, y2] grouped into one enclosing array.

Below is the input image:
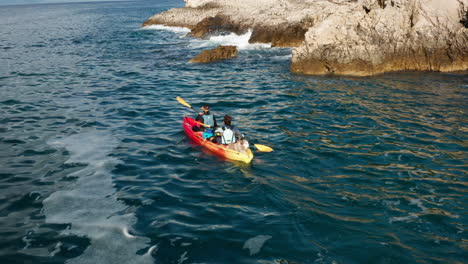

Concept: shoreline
[[143, 0, 468, 76]]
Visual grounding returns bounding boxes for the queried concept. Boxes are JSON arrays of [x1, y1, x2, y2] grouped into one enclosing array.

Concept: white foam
[[410, 198, 427, 211], [144, 243, 159, 257], [177, 251, 188, 264], [382, 200, 400, 207], [50, 242, 62, 257], [123, 227, 136, 238], [389, 213, 419, 223], [243, 235, 272, 256], [170, 237, 182, 246], [141, 24, 190, 34], [189, 30, 271, 50], [43, 132, 153, 264], [22, 232, 33, 250], [271, 54, 292, 61]]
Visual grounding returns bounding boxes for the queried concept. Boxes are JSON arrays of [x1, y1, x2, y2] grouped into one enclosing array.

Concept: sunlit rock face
[[144, 0, 468, 76], [291, 0, 468, 76]]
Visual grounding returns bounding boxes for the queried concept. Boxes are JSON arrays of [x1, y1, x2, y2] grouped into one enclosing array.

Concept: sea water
[[0, 0, 466, 263]]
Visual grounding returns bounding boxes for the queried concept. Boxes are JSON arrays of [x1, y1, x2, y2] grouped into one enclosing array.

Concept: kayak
[[183, 116, 254, 163]]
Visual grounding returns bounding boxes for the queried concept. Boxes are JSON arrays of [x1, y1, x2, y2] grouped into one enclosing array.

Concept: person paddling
[[194, 105, 217, 139]]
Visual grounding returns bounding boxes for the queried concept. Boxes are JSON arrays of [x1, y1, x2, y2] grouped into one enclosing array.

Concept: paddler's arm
[[195, 113, 203, 123], [234, 127, 243, 140], [195, 114, 206, 130]]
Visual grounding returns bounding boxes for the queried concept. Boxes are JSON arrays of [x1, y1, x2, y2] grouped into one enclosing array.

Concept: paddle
[[176, 96, 197, 113], [254, 144, 273, 152], [177, 96, 213, 128], [176, 96, 274, 152], [194, 120, 211, 128]]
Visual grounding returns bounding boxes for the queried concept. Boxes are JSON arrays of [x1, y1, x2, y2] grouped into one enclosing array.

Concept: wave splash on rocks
[[188, 29, 272, 50]]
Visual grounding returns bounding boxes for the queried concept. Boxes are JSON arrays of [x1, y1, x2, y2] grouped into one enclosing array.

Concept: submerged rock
[[190, 45, 238, 63], [144, 0, 468, 76]]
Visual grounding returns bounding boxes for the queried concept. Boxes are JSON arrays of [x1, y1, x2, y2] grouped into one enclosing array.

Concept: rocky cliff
[[143, 0, 468, 76]]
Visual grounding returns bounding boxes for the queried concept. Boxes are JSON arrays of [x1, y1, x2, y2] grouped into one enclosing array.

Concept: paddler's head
[[201, 105, 210, 114], [223, 115, 232, 126]]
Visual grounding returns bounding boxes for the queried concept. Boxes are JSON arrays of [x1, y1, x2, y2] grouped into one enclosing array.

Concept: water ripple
[[0, 1, 466, 263]]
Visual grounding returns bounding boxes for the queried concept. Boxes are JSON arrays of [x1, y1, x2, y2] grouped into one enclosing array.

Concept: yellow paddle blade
[[254, 144, 273, 152], [176, 96, 192, 108]]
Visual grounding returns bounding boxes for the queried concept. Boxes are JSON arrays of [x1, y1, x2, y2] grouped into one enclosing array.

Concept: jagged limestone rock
[[144, 0, 468, 76], [291, 0, 468, 75]]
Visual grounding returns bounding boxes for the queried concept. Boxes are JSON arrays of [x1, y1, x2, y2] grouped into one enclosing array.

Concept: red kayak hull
[[183, 117, 254, 163]]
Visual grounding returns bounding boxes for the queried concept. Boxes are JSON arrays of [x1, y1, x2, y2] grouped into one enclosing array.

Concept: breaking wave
[[141, 24, 190, 34], [189, 29, 271, 50]]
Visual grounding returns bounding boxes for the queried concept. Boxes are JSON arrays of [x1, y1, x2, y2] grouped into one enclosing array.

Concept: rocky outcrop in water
[[143, 0, 468, 76], [190, 45, 238, 63]]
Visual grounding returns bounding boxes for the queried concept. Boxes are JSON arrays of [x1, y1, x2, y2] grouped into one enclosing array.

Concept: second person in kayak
[[215, 115, 241, 144], [215, 115, 249, 153]]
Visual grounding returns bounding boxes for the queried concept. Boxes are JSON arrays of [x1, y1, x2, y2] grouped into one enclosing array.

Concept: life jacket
[[202, 113, 215, 128], [221, 126, 236, 144]]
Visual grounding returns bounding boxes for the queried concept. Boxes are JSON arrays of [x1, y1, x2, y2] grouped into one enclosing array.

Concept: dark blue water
[[1, 1, 467, 263]]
